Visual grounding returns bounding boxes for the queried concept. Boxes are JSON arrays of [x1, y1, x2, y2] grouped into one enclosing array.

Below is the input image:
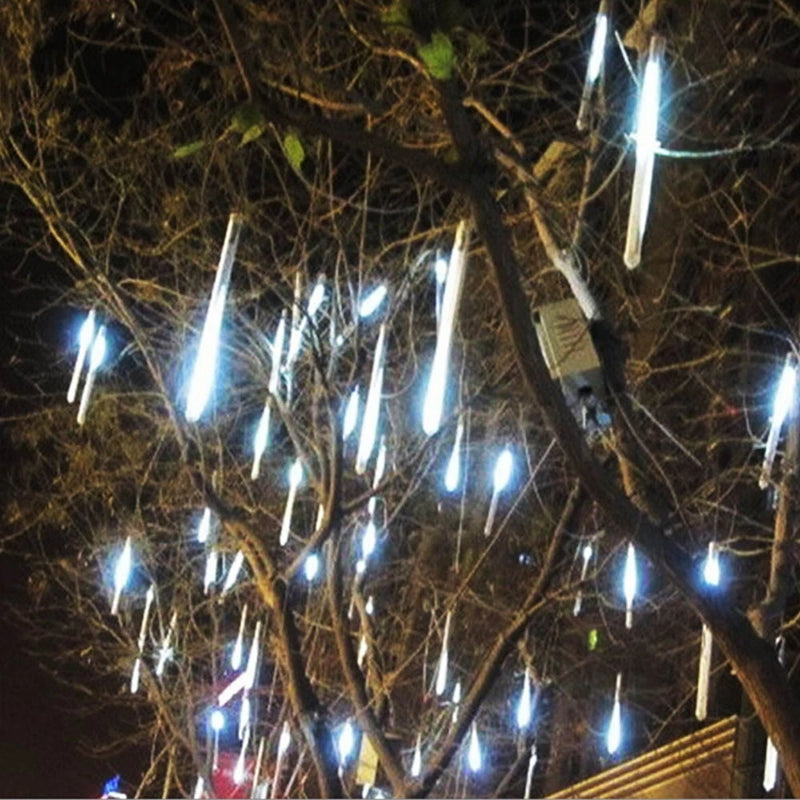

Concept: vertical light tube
[[760, 354, 797, 489], [422, 221, 469, 436], [411, 733, 422, 777], [222, 551, 245, 595], [356, 323, 387, 475], [607, 672, 623, 754], [624, 37, 665, 269], [155, 611, 177, 678], [252, 311, 288, 480], [204, 549, 218, 595], [68, 309, 96, 403], [574, 542, 593, 616], [695, 623, 712, 721], [131, 584, 155, 693], [186, 214, 244, 421], [516, 668, 532, 729], [623, 542, 637, 629], [111, 536, 132, 615], [77, 325, 107, 426], [280, 460, 303, 546], [524, 745, 538, 799], [576, 2, 609, 131], [197, 507, 212, 544], [467, 722, 482, 773], [435, 610, 451, 696]]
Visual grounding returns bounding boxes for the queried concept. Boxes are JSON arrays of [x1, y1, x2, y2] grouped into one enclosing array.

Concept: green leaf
[[230, 103, 265, 135], [240, 124, 266, 146], [418, 32, 456, 81], [588, 628, 599, 651], [380, 0, 410, 27], [283, 132, 305, 172], [171, 140, 206, 159]]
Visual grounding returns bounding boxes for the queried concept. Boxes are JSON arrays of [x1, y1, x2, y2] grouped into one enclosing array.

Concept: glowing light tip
[[435, 257, 448, 284], [493, 449, 513, 493], [623, 543, 637, 604], [304, 553, 320, 582], [703, 542, 720, 587], [197, 508, 211, 543], [582, 544, 593, 562], [338, 721, 355, 762], [358, 285, 387, 318], [606, 673, 623, 754], [468, 723, 482, 773], [210, 709, 225, 732], [278, 722, 291, 756], [114, 538, 132, 592], [586, 13, 608, 83], [289, 460, 303, 487], [308, 281, 326, 316], [90, 326, 107, 370], [79, 311, 96, 349], [343, 387, 360, 439], [774, 360, 797, 423], [516, 671, 532, 729]]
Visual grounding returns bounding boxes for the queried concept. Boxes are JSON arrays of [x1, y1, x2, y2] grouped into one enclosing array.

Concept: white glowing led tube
[[624, 37, 665, 269], [68, 309, 96, 403], [760, 353, 797, 489], [623, 542, 637, 629], [222, 551, 245, 595], [77, 325, 107, 426], [279, 460, 303, 546], [155, 611, 177, 678], [517, 668, 532, 729], [111, 536, 132, 615], [607, 672, 622, 754], [435, 611, 451, 696], [468, 722, 482, 773], [576, 3, 609, 131], [356, 323, 387, 475], [252, 311, 288, 480], [186, 213, 244, 422], [422, 221, 469, 436], [695, 623, 712, 721]]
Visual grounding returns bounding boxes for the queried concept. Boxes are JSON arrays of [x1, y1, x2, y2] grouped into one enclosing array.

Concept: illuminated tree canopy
[[2, 0, 800, 796]]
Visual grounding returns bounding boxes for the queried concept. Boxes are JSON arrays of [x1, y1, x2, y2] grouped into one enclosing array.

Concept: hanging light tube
[[760, 353, 797, 489], [252, 311, 288, 480], [68, 309, 96, 403], [624, 36, 665, 269], [484, 448, 513, 536], [695, 623, 712, 721], [111, 536, 132, 615], [607, 672, 623, 754], [623, 542, 637, 629], [186, 213, 244, 422], [435, 610, 452, 696], [356, 323, 387, 475], [279, 460, 303, 546], [576, 2, 609, 131], [155, 611, 177, 678], [422, 221, 469, 436], [222, 551, 245, 595], [77, 325, 107, 426]]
